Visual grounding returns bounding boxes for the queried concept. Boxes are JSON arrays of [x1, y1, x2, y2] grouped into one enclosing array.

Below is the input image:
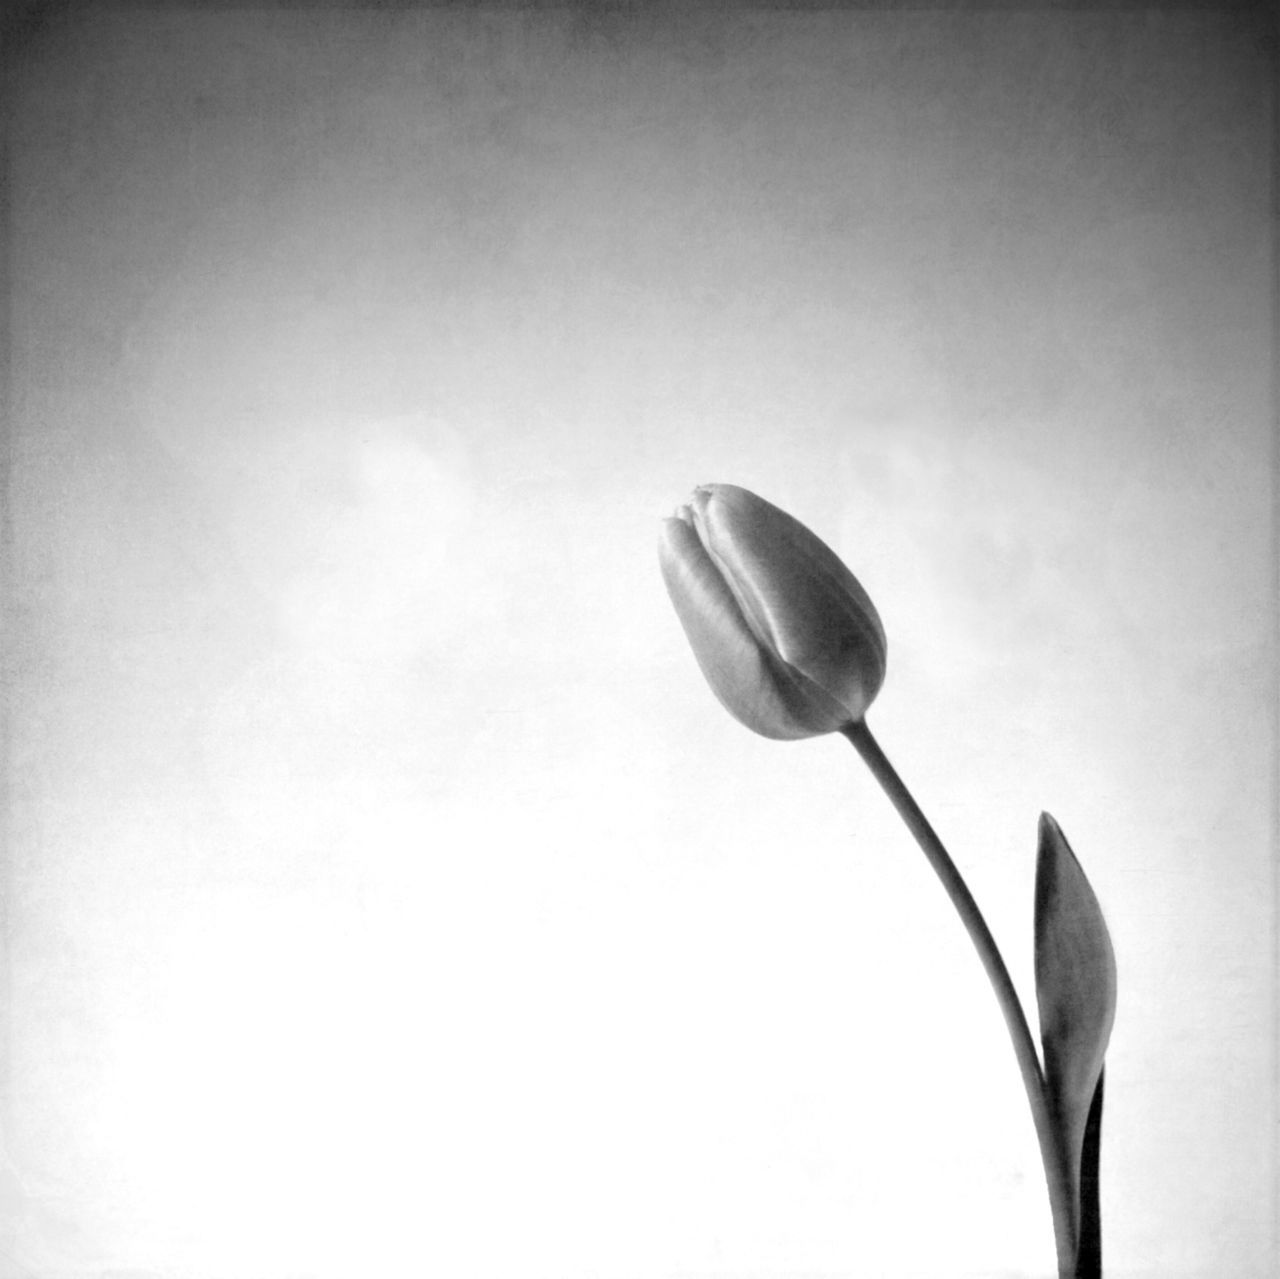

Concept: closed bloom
[[659, 483, 886, 739]]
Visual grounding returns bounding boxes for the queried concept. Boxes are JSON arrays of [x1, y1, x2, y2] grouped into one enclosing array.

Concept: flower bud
[[659, 484, 886, 739]]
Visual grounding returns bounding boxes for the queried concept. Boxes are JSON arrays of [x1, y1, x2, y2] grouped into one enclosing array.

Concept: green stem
[[842, 719, 1077, 1277], [1075, 1068, 1105, 1279]]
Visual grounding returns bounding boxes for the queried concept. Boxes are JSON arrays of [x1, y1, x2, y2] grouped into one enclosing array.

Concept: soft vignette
[[3, 7, 1274, 1279]]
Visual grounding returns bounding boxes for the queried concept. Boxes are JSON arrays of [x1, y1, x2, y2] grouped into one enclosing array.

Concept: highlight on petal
[[1034, 812, 1117, 1250]]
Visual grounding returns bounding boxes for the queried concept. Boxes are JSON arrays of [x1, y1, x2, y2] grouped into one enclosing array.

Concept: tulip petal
[[659, 515, 848, 739], [690, 485, 886, 722], [1034, 813, 1117, 1253]]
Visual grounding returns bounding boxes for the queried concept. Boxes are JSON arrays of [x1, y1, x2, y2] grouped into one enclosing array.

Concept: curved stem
[[842, 719, 1077, 1277]]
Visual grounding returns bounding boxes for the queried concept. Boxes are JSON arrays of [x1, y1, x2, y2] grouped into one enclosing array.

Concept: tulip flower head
[[659, 484, 886, 739]]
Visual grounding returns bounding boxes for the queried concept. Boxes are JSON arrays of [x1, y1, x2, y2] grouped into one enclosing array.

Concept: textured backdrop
[[4, 8, 1273, 1278]]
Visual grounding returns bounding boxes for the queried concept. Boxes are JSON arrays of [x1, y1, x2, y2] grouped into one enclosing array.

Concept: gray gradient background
[[2, 8, 1274, 1279]]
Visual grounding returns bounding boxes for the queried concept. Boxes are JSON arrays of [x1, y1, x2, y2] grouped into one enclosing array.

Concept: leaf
[[1034, 812, 1117, 1269]]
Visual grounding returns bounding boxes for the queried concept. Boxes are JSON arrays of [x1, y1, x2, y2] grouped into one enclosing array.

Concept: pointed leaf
[[1034, 812, 1117, 1256]]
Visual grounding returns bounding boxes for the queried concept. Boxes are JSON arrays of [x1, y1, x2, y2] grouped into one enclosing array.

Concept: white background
[[4, 9, 1274, 1278]]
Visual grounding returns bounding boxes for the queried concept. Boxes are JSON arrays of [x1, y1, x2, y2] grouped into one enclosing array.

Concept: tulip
[[658, 484, 886, 739], [659, 481, 1114, 1278]]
